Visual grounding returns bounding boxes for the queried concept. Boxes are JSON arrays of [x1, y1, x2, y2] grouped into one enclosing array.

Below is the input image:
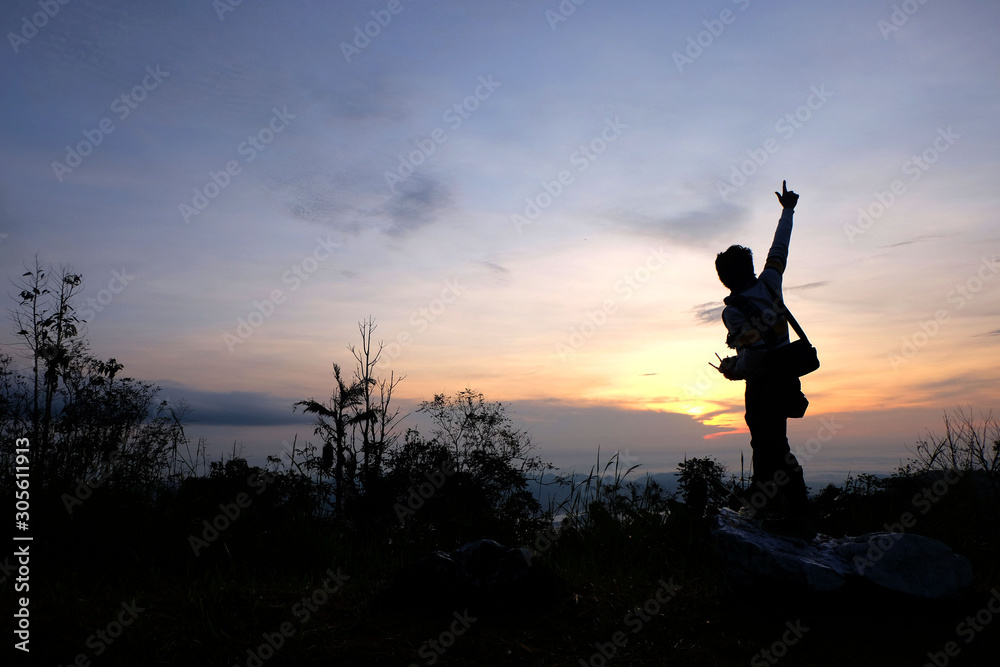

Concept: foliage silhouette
[[1, 259, 185, 497], [3, 261, 998, 666]]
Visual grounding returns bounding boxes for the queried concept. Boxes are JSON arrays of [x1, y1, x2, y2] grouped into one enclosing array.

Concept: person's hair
[[715, 245, 755, 290]]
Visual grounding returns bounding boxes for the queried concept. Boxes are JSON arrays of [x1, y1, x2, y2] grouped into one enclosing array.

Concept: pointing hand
[[775, 180, 799, 210]]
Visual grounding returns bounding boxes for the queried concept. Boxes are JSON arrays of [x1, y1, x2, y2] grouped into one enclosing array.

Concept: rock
[[379, 538, 569, 615], [710, 508, 973, 598]]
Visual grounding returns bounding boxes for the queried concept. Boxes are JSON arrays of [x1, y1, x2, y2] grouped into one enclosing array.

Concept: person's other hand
[[775, 180, 798, 210], [719, 356, 737, 379]]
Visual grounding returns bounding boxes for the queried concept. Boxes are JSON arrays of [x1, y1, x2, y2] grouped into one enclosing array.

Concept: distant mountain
[[527, 468, 885, 511], [528, 471, 682, 511]]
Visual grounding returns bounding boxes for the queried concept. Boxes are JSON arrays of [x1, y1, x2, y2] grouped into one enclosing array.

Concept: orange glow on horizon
[[703, 428, 746, 440]]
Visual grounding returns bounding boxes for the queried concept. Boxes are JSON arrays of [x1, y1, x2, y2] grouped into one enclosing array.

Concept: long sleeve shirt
[[721, 208, 794, 380]]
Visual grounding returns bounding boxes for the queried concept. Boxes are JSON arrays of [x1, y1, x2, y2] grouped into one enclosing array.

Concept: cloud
[[605, 202, 749, 245], [480, 260, 512, 285], [382, 176, 451, 236], [903, 372, 1000, 406], [481, 261, 509, 275], [788, 281, 830, 291], [266, 168, 452, 237], [156, 385, 311, 427], [260, 140, 450, 228], [496, 398, 731, 472], [691, 302, 724, 326], [881, 234, 950, 249], [268, 170, 353, 228], [312, 74, 410, 123], [691, 282, 825, 326]]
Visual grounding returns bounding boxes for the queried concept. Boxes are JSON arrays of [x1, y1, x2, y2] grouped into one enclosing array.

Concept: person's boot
[[738, 504, 768, 520], [761, 515, 816, 541], [736, 488, 773, 520], [762, 495, 815, 540]]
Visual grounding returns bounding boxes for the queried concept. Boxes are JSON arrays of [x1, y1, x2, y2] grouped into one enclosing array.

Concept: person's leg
[[780, 446, 809, 520], [744, 377, 782, 514], [776, 375, 809, 520], [746, 375, 808, 519]]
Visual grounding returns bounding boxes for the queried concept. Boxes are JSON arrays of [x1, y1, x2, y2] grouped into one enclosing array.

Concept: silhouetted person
[[714, 181, 813, 539]]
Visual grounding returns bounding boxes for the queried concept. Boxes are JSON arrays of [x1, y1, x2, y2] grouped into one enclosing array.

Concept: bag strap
[[760, 281, 810, 345], [724, 293, 780, 349]]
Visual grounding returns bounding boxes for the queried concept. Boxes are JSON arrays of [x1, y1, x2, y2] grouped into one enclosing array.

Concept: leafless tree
[[295, 318, 405, 516], [908, 406, 1000, 501]]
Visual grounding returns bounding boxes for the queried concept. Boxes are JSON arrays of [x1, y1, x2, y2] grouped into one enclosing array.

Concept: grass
[[8, 452, 1000, 666], [28, 556, 1000, 666]]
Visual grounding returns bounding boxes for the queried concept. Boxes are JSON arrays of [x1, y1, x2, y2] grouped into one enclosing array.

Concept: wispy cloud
[[691, 302, 724, 326], [481, 261, 509, 275], [605, 202, 749, 245], [382, 176, 451, 236], [268, 170, 352, 228], [881, 234, 950, 249], [788, 281, 830, 291], [157, 385, 310, 427]]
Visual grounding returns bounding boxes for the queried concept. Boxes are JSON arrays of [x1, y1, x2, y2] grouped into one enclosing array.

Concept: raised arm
[[763, 181, 798, 276]]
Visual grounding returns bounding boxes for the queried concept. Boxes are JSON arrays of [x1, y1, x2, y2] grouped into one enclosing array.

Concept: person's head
[[715, 245, 755, 291]]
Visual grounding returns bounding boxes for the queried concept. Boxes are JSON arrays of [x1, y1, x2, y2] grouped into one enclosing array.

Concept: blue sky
[[2, 0, 998, 479]]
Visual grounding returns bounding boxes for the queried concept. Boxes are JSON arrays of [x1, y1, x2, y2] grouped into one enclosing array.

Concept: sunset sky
[[2, 0, 998, 483]]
